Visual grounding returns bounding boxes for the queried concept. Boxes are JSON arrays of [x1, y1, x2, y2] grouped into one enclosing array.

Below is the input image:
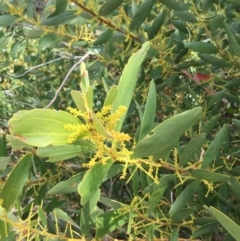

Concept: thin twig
[[13, 57, 65, 78], [44, 52, 90, 109]]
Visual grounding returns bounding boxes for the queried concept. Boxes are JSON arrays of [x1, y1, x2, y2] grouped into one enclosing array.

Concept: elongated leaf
[[0, 15, 18, 27], [185, 41, 218, 54], [37, 142, 95, 162], [201, 125, 229, 168], [130, 0, 155, 30], [169, 181, 199, 215], [48, 0, 68, 18], [180, 133, 206, 166], [227, 176, 240, 201], [98, 0, 123, 16], [170, 227, 179, 241], [132, 107, 202, 159], [103, 85, 118, 106], [96, 209, 129, 238], [223, 22, 240, 57], [192, 222, 219, 238], [139, 80, 156, 141], [0, 157, 10, 171], [198, 54, 232, 68], [174, 10, 198, 23], [78, 160, 114, 205], [201, 114, 220, 134], [148, 8, 166, 39], [113, 41, 150, 131], [9, 109, 81, 147], [0, 134, 7, 156], [71, 90, 86, 112], [159, 0, 189, 11], [93, 29, 113, 45], [171, 208, 196, 223], [38, 33, 62, 50], [210, 14, 224, 36], [204, 206, 240, 241], [41, 10, 76, 25], [191, 170, 230, 182], [0, 154, 32, 210]]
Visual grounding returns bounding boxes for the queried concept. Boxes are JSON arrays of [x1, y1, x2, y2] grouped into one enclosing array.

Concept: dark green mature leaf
[[179, 133, 206, 166], [169, 181, 199, 215], [210, 14, 224, 36], [41, 10, 76, 25], [201, 125, 229, 168], [130, 0, 155, 30], [148, 7, 166, 39], [132, 107, 202, 159], [185, 41, 218, 54], [139, 80, 156, 141], [0, 154, 32, 210], [204, 206, 240, 241], [174, 10, 198, 23], [8, 109, 81, 147], [78, 160, 114, 205], [192, 222, 219, 238], [191, 170, 230, 182], [159, 0, 189, 11], [48, 0, 68, 18], [25, 29, 44, 39], [171, 208, 196, 223], [207, 90, 225, 109], [223, 22, 240, 57], [225, 79, 240, 88], [38, 33, 62, 50], [198, 54, 232, 67], [201, 114, 220, 135], [0, 134, 7, 156], [96, 209, 129, 238], [170, 227, 179, 241], [93, 29, 113, 45], [0, 15, 18, 27], [223, 0, 240, 5], [227, 176, 240, 201], [98, 0, 123, 16]]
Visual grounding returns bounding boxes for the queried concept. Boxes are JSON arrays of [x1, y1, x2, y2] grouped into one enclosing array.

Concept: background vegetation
[[0, 0, 240, 240]]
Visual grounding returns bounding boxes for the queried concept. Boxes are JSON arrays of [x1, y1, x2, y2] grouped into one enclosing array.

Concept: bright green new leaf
[[6, 135, 32, 150], [0, 157, 10, 171], [113, 41, 150, 131], [0, 15, 18, 27], [204, 206, 240, 241], [139, 80, 156, 141], [130, 0, 155, 30], [78, 160, 114, 205], [201, 125, 229, 168], [98, 0, 123, 16], [0, 154, 32, 210], [71, 90, 86, 112], [37, 142, 95, 162], [9, 109, 81, 147], [103, 85, 118, 107], [169, 181, 199, 215], [132, 107, 202, 159]]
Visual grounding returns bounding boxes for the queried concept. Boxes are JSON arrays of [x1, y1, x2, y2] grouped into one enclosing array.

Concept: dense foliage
[[0, 0, 240, 240]]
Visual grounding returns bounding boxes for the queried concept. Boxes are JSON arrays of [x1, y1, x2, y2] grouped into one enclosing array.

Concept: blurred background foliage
[[0, 0, 240, 240]]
